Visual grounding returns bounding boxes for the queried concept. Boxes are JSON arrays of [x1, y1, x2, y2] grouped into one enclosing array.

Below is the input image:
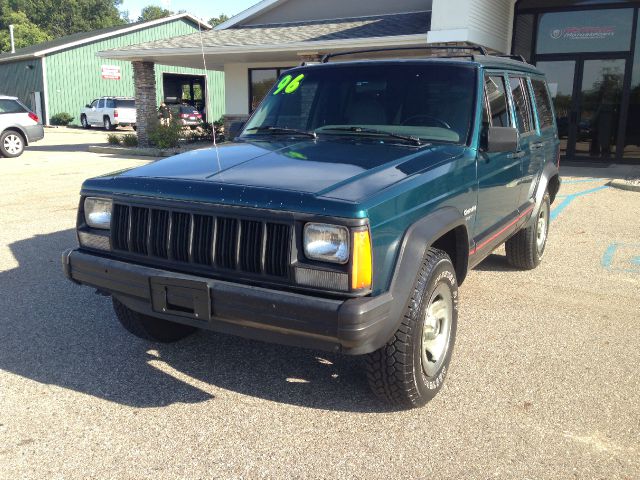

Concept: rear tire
[[0, 130, 25, 157], [112, 298, 197, 343], [366, 248, 458, 408], [81, 115, 90, 129], [505, 192, 551, 270], [103, 116, 114, 131]]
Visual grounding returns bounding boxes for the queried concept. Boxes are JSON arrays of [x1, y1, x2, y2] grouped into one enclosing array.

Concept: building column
[[132, 61, 158, 148]]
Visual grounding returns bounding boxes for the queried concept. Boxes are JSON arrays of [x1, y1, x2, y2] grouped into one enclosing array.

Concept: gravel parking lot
[[1, 129, 638, 479]]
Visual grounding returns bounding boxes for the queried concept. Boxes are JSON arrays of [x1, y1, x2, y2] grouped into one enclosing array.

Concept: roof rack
[[494, 54, 527, 63], [321, 45, 489, 63]]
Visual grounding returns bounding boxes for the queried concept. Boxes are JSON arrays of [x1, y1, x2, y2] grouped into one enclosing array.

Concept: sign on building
[[101, 65, 121, 80]]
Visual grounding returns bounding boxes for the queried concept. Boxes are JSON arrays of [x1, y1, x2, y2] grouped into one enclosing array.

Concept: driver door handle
[[530, 142, 545, 150]]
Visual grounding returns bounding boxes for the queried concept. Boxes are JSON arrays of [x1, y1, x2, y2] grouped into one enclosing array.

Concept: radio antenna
[[197, 18, 222, 174]]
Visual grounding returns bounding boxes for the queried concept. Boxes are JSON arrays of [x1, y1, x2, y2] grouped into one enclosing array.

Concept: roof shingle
[[111, 11, 431, 52]]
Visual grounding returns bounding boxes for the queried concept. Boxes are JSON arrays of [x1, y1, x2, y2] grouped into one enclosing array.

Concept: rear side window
[[531, 79, 554, 129], [106, 99, 116, 108], [484, 75, 511, 127], [0, 99, 27, 114], [115, 99, 135, 108], [509, 77, 535, 134]]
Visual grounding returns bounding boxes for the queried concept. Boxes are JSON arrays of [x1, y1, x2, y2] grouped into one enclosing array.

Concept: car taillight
[[113, 109, 119, 118], [180, 113, 189, 119], [28, 112, 39, 123], [196, 114, 202, 118]]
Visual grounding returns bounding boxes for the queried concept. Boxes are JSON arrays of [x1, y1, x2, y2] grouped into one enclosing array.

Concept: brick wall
[[133, 61, 158, 147]]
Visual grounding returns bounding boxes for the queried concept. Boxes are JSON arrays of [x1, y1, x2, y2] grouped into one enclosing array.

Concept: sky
[[119, 0, 259, 23]]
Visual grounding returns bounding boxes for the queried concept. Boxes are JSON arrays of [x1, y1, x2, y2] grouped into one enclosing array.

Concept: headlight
[[303, 223, 349, 264], [84, 197, 112, 230]]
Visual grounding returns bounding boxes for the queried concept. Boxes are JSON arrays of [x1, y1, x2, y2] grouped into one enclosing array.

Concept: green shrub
[[187, 118, 226, 143], [106, 133, 121, 145], [50, 112, 74, 126], [149, 120, 182, 149], [121, 134, 138, 147]]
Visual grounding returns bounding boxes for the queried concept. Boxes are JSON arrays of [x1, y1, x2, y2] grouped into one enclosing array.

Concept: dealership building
[[31, 0, 639, 163]]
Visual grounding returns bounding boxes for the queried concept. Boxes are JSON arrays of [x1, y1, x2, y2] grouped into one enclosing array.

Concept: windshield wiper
[[318, 126, 423, 146], [244, 126, 317, 139]]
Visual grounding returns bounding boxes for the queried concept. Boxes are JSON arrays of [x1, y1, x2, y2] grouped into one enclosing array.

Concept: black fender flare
[[339, 207, 469, 354], [526, 161, 560, 226], [535, 161, 560, 206]]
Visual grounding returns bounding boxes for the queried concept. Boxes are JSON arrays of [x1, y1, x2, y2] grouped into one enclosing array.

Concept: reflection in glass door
[[536, 58, 627, 161], [536, 60, 576, 158], [574, 59, 625, 159]]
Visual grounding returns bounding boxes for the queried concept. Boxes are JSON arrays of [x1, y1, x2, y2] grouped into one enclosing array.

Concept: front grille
[[111, 204, 292, 279]]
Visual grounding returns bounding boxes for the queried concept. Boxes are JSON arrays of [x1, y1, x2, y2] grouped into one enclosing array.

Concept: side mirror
[[85, 104, 91, 108], [486, 126, 519, 153], [228, 121, 246, 140]]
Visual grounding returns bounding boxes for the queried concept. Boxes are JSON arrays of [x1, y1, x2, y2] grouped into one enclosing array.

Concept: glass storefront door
[[536, 57, 627, 161], [536, 60, 575, 158], [513, 5, 640, 163], [574, 59, 626, 159]]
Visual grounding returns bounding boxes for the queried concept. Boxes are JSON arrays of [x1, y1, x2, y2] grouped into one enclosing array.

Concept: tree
[[138, 5, 173, 23], [2, 0, 126, 39], [0, 10, 50, 52], [208, 14, 229, 27]]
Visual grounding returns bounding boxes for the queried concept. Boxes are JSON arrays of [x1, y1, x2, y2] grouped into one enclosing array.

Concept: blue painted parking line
[[602, 243, 640, 273], [561, 178, 604, 185], [550, 185, 609, 221]]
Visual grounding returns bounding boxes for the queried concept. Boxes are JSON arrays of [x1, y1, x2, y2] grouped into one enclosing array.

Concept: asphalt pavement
[[0, 129, 638, 479]]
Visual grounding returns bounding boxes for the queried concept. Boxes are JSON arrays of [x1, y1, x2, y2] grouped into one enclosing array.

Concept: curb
[[608, 179, 640, 193], [45, 126, 112, 134], [88, 145, 175, 157]]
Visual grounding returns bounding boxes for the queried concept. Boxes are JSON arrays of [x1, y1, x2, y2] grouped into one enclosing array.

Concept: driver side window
[[90, 99, 99, 108]]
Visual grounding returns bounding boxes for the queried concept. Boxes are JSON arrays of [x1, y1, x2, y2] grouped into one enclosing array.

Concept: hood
[[83, 139, 466, 216]]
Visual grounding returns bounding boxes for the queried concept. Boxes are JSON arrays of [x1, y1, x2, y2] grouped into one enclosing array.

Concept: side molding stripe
[[470, 206, 534, 255]]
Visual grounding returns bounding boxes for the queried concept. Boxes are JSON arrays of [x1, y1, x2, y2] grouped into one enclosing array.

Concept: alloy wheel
[[3, 134, 23, 155], [536, 203, 549, 255], [421, 283, 453, 377]]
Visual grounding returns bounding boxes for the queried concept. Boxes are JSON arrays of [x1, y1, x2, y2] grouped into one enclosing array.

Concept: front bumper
[[62, 249, 394, 354]]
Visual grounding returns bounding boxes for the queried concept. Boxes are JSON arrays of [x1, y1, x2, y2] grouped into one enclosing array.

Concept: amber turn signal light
[[351, 229, 372, 290]]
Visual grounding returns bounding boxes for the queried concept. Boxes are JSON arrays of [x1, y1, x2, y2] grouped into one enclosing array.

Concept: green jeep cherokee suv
[[63, 51, 560, 408]]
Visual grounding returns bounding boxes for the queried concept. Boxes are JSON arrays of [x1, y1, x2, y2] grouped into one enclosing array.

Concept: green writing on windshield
[[273, 74, 305, 95]]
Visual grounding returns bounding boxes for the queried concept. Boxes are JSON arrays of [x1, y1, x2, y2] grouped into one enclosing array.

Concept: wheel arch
[[535, 161, 561, 206], [1, 126, 28, 145], [391, 207, 470, 291]]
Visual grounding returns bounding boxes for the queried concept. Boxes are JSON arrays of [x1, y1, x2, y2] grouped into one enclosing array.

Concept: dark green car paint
[[68, 57, 560, 356], [80, 59, 559, 297]]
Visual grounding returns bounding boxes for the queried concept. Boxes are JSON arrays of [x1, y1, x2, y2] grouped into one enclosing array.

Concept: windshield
[[242, 64, 477, 145]]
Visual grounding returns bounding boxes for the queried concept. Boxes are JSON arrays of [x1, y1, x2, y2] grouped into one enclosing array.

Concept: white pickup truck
[[80, 97, 136, 130]]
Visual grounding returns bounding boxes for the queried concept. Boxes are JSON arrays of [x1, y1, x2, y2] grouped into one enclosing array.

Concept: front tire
[[0, 130, 25, 157], [81, 115, 91, 129], [505, 192, 551, 270], [366, 248, 458, 408], [112, 298, 197, 342]]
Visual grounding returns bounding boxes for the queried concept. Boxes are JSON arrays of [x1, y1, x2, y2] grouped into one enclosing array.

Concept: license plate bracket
[[150, 277, 211, 321]]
